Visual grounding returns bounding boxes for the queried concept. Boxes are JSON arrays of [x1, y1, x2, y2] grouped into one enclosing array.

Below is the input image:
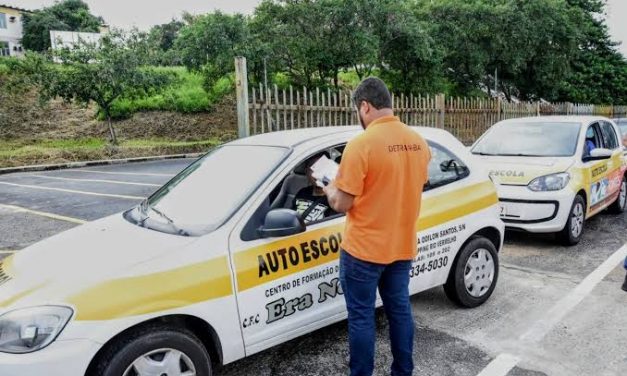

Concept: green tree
[[23, 32, 172, 144], [425, 0, 581, 100], [174, 12, 248, 87], [557, 0, 627, 104], [21, 0, 104, 52], [357, 0, 442, 94], [252, 0, 380, 88]]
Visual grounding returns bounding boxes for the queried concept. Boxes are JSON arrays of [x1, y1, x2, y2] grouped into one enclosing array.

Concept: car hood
[[0, 213, 196, 310], [475, 155, 575, 185]]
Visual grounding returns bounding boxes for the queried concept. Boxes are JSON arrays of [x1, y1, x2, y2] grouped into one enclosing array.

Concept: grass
[[0, 138, 222, 168], [107, 67, 234, 120]]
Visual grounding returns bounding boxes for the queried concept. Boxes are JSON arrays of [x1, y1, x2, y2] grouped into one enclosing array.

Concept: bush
[[106, 67, 234, 119]]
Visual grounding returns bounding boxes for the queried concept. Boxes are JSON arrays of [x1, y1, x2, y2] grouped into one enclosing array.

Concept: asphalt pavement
[[0, 159, 625, 376]]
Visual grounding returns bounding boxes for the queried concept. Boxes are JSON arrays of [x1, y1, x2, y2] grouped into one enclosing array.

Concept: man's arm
[[323, 182, 355, 213]]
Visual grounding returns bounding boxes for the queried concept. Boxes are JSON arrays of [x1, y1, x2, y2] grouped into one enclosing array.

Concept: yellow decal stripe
[[0, 285, 44, 308], [235, 181, 497, 292], [69, 256, 232, 321], [417, 181, 497, 231]]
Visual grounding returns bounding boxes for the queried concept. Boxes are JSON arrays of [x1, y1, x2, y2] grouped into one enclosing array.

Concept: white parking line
[[0, 204, 87, 224], [476, 243, 627, 376], [71, 169, 175, 177], [0, 181, 143, 200], [476, 354, 520, 376], [31, 174, 161, 187]]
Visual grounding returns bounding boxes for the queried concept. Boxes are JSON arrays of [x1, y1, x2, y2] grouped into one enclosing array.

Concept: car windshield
[[137, 145, 288, 235], [472, 122, 581, 157]]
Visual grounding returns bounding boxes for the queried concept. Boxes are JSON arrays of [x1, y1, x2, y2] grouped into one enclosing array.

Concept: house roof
[[0, 4, 33, 13]]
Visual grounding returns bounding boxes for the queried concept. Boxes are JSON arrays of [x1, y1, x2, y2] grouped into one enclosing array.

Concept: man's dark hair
[[352, 77, 392, 110]]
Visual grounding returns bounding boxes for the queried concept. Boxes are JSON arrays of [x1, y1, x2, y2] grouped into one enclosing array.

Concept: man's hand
[[323, 181, 355, 213]]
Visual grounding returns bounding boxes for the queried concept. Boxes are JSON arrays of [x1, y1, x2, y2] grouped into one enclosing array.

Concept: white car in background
[[472, 116, 627, 245], [612, 118, 627, 147], [0, 126, 503, 376]]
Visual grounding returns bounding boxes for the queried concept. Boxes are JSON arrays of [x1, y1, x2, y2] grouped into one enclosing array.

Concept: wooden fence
[[246, 83, 627, 145]]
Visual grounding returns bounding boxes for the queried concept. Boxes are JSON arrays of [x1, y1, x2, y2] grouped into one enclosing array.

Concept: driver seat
[[270, 172, 309, 210]]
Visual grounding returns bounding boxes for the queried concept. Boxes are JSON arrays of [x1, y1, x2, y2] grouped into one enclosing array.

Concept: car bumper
[[496, 184, 575, 233], [0, 339, 100, 376]]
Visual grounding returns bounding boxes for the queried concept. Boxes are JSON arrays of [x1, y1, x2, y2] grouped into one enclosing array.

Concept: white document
[[309, 155, 339, 187]]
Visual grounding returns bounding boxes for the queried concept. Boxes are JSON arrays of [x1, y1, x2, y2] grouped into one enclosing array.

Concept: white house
[[50, 30, 105, 51], [0, 4, 28, 57]]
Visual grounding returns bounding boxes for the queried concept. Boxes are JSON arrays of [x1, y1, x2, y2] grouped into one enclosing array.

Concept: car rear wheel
[[444, 236, 499, 308], [94, 325, 212, 376], [557, 195, 586, 246], [608, 176, 627, 214]]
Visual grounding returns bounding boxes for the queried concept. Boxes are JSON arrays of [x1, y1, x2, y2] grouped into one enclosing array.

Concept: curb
[[0, 153, 205, 175]]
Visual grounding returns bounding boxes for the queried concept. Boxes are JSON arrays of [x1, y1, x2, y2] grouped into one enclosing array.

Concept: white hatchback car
[[472, 116, 627, 245], [0, 126, 503, 376]]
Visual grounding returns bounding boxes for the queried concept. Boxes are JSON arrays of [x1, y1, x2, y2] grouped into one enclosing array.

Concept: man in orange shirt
[[324, 77, 431, 376]]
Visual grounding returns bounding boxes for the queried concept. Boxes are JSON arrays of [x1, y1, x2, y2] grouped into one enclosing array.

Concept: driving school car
[[0, 126, 503, 376], [472, 116, 627, 245]]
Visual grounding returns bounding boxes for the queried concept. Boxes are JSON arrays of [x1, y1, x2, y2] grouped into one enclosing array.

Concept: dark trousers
[[339, 249, 414, 376]]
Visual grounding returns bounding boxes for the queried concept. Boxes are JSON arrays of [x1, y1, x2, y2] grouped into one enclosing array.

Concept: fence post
[[497, 97, 502, 121], [235, 57, 249, 138], [436, 93, 446, 128]]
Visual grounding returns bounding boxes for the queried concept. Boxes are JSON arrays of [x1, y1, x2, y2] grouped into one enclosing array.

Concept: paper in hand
[[309, 155, 339, 187]]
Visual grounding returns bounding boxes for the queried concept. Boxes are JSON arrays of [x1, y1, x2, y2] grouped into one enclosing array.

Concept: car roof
[[228, 125, 462, 149], [498, 115, 609, 126]]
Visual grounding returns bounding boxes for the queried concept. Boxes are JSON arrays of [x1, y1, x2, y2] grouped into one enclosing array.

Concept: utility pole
[[235, 57, 250, 138]]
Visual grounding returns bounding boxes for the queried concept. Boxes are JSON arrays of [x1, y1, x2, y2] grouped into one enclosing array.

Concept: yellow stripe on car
[[68, 256, 233, 321], [235, 181, 497, 292]]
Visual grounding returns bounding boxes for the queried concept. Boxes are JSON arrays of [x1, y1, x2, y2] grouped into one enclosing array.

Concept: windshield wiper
[[497, 153, 546, 157], [138, 199, 189, 236], [472, 152, 497, 156], [147, 204, 174, 224]]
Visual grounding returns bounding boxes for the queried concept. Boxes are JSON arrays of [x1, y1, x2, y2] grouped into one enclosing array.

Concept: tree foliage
[[557, 0, 627, 104], [174, 11, 248, 88], [19, 32, 172, 144], [21, 0, 104, 52]]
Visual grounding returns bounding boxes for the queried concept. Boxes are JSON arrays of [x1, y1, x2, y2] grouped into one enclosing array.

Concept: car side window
[[241, 146, 346, 241], [599, 121, 619, 150], [583, 123, 602, 159], [424, 143, 470, 191]]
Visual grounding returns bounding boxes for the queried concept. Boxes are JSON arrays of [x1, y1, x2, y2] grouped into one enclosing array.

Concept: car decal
[[235, 181, 497, 292], [67, 256, 233, 321]]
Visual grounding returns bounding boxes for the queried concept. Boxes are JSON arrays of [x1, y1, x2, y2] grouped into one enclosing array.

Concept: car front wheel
[[557, 195, 586, 246], [444, 236, 499, 308], [94, 325, 212, 376]]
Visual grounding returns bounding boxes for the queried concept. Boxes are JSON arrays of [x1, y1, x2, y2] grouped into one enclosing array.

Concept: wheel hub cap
[[571, 202, 584, 238], [123, 348, 196, 376], [464, 248, 495, 298]]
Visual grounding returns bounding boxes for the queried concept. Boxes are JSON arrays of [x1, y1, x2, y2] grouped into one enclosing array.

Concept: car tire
[[557, 195, 586, 246], [93, 325, 212, 376], [444, 236, 499, 308], [608, 175, 627, 214]]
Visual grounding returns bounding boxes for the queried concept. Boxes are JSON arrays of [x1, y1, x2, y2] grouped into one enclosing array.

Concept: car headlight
[[528, 172, 570, 192], [0, 306, 73, 354]]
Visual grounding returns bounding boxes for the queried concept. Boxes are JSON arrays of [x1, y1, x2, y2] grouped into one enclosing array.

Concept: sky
[[9, 0, 627, 57]]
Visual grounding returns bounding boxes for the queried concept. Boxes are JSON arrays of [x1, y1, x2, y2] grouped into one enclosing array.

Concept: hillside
[[0, 88, 238, 167]]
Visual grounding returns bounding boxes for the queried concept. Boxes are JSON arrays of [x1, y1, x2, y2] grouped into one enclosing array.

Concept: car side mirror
[[258, 209, 306, 238], [584, 148, 613, 162]]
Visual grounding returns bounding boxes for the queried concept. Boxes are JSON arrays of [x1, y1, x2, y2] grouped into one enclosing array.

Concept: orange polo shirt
[[335, 116, 431, 264]]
